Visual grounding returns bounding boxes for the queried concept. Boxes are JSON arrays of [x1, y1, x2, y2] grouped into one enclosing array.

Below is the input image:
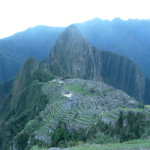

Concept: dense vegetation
[[0, 81, 49, 149], [0, 57, 56, 149], [50, 111, 150, 148], [51, 122, 86, 147], [71, 139, 150, 150]]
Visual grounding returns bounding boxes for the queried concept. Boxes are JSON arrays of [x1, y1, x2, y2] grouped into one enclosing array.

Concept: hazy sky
[[0, 0, 150, 38]]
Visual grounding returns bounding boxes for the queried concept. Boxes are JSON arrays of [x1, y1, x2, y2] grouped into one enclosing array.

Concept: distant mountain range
[[0, 18, 150, 82]]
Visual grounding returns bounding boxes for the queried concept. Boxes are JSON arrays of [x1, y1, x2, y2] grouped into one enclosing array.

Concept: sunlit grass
[[30, 145, 47, 150], [65, 84, 100, 96], [71, 139, 150, 150], [145, 105, 150, 108]]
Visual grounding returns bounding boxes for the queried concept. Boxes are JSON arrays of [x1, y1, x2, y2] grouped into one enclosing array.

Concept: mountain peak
[[63, 24, 80, 33], [56, 24, 83, 44], [46, 24, 101, 80], [48, 24, 90, 60]]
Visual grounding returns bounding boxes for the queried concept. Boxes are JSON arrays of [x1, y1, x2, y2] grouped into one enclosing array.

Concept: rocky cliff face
[[77, 18, 150, 78], [100, 51, 145, 101], [43, 25, 146, 102], [42, 25, 102, 81]]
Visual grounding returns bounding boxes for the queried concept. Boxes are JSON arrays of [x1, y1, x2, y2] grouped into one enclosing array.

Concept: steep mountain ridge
[[42, 25, 102, 81], [43, 25, 145, 102], [12, 57, 39, 99], [100, 51, 145, 100], [0, 58, 40, 119]]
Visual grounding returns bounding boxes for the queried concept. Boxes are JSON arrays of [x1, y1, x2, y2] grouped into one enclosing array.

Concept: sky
[[0, 0, 150, 39]]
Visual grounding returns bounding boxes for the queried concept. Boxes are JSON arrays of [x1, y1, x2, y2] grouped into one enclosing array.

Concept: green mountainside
[[0, 25, 150, 150], [12, 57, 39, 99]]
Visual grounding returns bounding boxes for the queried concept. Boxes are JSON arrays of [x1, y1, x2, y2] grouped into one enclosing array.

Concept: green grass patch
[[65, 84, 84, 95], [71, 139, 150, 150], [65, 84, 100, 96], [146, 113, 150, 116], [145, 105, 150, 108], [103, 108, 144, 117], [118, 108, 144, 112], [30, 145, 47, 150]]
